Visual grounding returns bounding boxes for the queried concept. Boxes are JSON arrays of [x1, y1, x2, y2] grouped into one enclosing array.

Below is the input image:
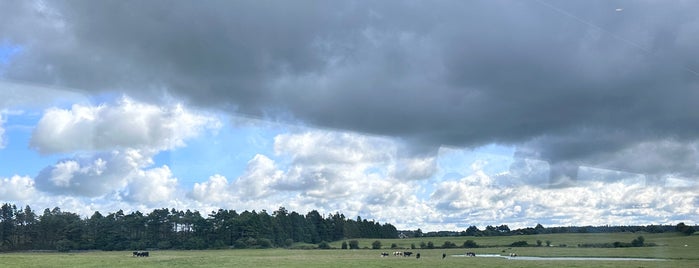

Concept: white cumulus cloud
[[189, 174, 232, 203], [123, 165, 179, 205], [31, 97, 220, 201], [30, 97, 220, 154], [34, 149, 144, 196], [233, 154, 284, 200], [0, 175, 36, 201], [429, 161, 699, 229]]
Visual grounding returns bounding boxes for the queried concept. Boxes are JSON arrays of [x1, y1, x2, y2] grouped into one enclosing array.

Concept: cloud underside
[[2, 1, 699, 181]]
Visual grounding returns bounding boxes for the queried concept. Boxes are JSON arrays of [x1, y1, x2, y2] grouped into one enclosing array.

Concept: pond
[[451, 254, 666, 261]]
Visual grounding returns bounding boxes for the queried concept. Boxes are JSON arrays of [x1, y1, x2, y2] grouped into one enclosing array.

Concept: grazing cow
[[381, 252, 389, 257], [133, 251, 150, 257], [403, 251, 412, 257], [442, 253, 446, 259], [416, 253, 420, 259]]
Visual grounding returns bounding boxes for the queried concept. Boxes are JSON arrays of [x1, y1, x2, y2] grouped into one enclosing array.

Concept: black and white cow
[[132, 251, 150, 257]]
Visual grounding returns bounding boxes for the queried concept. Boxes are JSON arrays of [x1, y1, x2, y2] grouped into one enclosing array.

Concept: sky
[[0, 0, 698, 231]]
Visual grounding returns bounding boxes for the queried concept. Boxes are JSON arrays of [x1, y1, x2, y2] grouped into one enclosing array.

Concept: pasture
[[1, 233, 697, 268]]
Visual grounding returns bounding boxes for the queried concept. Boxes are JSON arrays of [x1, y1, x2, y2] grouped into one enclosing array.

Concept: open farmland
[[1, 233, 697, 268]]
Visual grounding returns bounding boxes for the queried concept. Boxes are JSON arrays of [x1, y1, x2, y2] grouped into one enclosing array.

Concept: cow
[[132, 251, 150, 257], [442, 253, 446, 259], [381, 252, 389, 257], [416, 253, 421, 259], [403, 251, 413, 257]]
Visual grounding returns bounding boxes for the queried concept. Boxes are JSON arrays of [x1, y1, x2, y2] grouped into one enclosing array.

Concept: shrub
[[284, 239, 294, 248], [318, 241, 331, 249], [257, 238, 273, 248], [341, 241, 348, 249], [462, 240, 478, 248], [349, 240, 360, 249], [391, 243, 398, 249], [233, 239, 247, 249], [55, 239, 73, 252], [372, 240, 382, 249], [441, 241, 457, 248], [510, 241, 529, 247], [184, 237, 207, 250], [631, 236, 645, 247], [427, 241, 435, 249]]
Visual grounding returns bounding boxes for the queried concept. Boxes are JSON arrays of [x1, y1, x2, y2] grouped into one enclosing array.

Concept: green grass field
[[2, 233, 697, 268]]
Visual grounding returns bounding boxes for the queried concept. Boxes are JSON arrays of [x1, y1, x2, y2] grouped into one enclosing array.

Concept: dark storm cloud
[[3, 0, 699, 179]]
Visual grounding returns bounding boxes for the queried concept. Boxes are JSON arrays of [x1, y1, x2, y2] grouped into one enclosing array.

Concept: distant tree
[[415, 228, 423, 237], [391, 243, 398, 249], [0, 204, 16, 250], [284, 239, 294, 248], [536, 240, 542, 246], [372, 240, 382, 249], [341, 241, 348, 249], [497, 224, 511, 234], [676, 222, 696, 235], [534, 223, 545, 234], [465, 226, 480, 236], [427, 241, 435, 249], [419, 241, 426, 248], [484, 225, 498, 236], [410, 243, 416, 249], [545, 240, 551, 247]]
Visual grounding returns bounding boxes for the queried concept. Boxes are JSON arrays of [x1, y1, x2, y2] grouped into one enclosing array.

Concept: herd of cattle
[[130, 250, 486, 259], [132, 251, 150, 257], [382, 251, 479, 259], [381, 251, 419, 258]]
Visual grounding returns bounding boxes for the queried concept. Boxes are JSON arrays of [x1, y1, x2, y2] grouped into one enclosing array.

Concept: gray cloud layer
[[3, 1, 699, 180]]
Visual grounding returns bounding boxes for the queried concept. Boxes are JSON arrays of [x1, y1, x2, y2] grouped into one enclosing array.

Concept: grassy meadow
[[1, 232, 697, 268]]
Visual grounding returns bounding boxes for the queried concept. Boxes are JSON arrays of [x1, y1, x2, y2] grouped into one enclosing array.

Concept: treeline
[[0, 203, 397, 252], [578, 235, 650, 248], [404, 223, 696, 237]]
